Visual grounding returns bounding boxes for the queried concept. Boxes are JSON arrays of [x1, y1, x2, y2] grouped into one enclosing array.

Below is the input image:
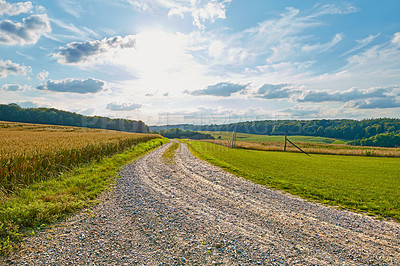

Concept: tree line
[[160, 128, 214, 140], [0, 103, 149, 133], [151, 118, 400, 147]]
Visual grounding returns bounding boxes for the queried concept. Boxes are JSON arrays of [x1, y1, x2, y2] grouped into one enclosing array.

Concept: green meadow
[[201, 131, 346, 144], [187, 141, 400, 221]]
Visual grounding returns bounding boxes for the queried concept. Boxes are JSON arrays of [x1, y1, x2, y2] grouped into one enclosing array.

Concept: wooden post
[[284, 133, 287, 152], [231, 130, 235, 148]]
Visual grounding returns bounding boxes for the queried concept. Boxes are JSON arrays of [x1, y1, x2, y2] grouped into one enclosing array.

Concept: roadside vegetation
[[162, 141, 180, 165], [187, 141, 400, 221], [0, 121, 168, 253]]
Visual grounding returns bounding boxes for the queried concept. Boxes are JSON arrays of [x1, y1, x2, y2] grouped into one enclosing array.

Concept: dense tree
[[0, 104, 149, 133], [160, 128, 214, 140]]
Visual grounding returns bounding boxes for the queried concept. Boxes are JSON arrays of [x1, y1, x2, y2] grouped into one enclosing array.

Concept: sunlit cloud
[[36, 70, 49, 81], [106, 102, 142, 111], [0, 14, 51, 45], [186, 82, 248, 97], [37, 78, 107, 94], [341, 33, 380, 56], [54, 35, 136, 64], [0, 0, 33, 16], [0, 59, 30, 78], [125, 0, 230, 28]]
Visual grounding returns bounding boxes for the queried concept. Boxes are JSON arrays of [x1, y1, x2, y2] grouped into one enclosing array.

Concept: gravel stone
[[2, 142, 399, 265]]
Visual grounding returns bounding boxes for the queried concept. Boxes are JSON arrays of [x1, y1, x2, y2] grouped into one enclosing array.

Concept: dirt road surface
[[3, 142, 400, 265]]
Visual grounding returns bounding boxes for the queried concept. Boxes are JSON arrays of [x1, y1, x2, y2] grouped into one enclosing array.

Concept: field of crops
[[187, 141, 400, 220], [201, 131, 346, 144], [0, 121, 160, 195]]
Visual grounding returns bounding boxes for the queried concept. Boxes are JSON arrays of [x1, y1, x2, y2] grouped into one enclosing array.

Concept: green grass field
[[200, 131, 346, 144], [187, 141, 400, 221]]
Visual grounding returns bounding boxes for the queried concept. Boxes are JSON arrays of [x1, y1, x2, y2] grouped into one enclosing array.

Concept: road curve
[[3, 142, 400, 265]]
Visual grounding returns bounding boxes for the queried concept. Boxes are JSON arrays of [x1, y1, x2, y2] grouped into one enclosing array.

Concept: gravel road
[[2, 141, 400, 265]]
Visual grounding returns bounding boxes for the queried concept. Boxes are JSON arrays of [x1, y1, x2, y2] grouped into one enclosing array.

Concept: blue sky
[[1, 0, 400, 125]]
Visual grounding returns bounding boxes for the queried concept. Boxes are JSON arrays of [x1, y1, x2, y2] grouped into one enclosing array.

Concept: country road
[[3, 142, 400, 265]]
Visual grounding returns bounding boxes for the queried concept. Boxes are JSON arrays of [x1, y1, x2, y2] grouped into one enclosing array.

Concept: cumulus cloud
[[186, 82, 248, 97], [346, 98, 400, 109], [296, 87, 391, 102], [1, 84, 24, 91], [0, 0, 33, 16], [392, 32, 400, 46], [54, 35, 136, 64], [255, 83, 299, 99], [36, 78, 106, 94], [0, 14, 51, 45], [36, 70, 48, 81], [0, 59, 28, 78], [106, 102, 142, 111]]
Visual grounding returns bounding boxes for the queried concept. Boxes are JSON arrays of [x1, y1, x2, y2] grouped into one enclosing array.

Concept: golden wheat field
[[0, 121, 160, 195]]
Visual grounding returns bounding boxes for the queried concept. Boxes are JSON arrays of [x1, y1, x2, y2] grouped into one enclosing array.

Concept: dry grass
[[0, 121, 160, 195], [202, 139, 400, 157]]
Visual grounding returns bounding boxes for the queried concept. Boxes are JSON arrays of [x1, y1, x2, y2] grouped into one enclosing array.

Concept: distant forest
[[0, 104, 149, 133], [160, 128, 214, 140], [150, 118, 400, 147]]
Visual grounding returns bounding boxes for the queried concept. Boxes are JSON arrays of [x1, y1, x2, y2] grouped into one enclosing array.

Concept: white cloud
[[0, 0, 33, 16], [346, 98, 400, 109], [254, 83, 299, 99], [16, 100, 39, 108], [0, 14, 51, 45], [0, 59, 29, 78], [106, 102, 142, 111], [301, 33, 343, 53], [125, 0, 230, 28], [1, 84, 24, 91], [58, 0, 83, 18], [54, 35, 136, 64], [296, 87, 394, 103], [36, 70, 49, 81], [310, 32, 400, 90], [392, 32, 400, 46], [341, 33, 380, 56], [186, 82, 248, 97], [50, 18, 99, 40], [278, 106, 320, 118], [37, 78, 107, 94]]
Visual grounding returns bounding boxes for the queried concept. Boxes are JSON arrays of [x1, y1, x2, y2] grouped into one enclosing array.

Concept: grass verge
[[162, 141, 180, 165], [186, 140, 400, 222], [0, 138, 168, 254]]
